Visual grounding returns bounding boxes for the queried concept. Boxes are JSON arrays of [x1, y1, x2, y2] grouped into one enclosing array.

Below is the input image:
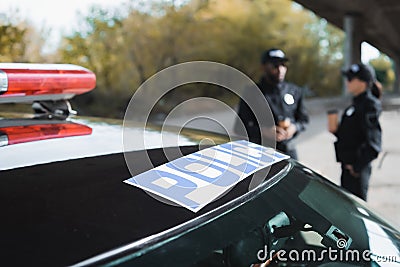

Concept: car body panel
[[0, 113, 230, 170], [1, 113, 399, 266], [0, 116, 284, 266]]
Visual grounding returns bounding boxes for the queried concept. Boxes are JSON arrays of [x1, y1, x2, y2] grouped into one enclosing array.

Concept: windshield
[[100, 161, 400, 267]]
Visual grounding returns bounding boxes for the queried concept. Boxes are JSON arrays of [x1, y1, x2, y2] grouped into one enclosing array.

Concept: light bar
[[0, 63, 96, 103], [0, 122, 92, 146]]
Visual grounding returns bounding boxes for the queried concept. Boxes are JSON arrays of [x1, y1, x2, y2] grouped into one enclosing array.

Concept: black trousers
[[340, 163, 371, 201]]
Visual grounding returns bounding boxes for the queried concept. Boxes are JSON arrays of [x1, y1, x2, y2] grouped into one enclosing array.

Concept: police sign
[[124, 140, 289, 212]]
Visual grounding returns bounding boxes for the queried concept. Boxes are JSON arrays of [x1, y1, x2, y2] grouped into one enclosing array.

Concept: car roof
[[0, 112, 290, 266]]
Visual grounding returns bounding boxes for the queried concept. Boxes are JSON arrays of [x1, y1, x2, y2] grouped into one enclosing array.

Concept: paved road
[[164, 96, 400, 228], [296, 109, 400, 228]]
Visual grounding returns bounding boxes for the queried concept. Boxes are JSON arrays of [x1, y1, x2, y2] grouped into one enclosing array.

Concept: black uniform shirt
[[334, 90, 382, 172], [236, 77, 309, 150], [260, 79, 309, 133]]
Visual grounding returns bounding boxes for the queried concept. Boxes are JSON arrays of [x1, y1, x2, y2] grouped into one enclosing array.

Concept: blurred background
[[0, 0, 396, 118]]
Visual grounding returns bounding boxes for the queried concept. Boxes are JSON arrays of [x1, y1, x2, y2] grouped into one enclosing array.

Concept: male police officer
[[333, 63, 382, 201], [236, 48, 309, 159]]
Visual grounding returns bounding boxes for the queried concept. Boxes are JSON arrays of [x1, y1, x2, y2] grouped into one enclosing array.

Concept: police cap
[[261, 48, 289, 64], [342, 63, 374, 84]]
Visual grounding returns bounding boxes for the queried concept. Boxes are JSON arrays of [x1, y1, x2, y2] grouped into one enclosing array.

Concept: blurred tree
[[289, 16, 344, 96], [370, 55, 395, 92], [57, 0, 346, 118], [0, 13, 47, 63], [176, 0, 345, 96], [59, 6, 132, 117], [0, 22, 27, 62]]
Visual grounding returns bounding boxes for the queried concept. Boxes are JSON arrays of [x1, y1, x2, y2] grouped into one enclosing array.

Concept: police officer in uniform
[[236, 48, 309, 159], [333, 63, 382, 201]]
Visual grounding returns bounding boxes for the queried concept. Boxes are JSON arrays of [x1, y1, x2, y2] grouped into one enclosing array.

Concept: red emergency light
[[0, 122, 92, 146], [0, 63, 96, 103]]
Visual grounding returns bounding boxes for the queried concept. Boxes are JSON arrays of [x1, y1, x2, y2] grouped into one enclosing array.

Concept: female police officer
[[331, 63, 382, 201]]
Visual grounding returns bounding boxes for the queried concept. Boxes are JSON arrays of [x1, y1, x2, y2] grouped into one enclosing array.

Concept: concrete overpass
[[295, 0, 400, 93]]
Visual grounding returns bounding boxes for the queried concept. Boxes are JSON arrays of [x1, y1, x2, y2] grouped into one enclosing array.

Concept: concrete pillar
[[343, 14, 363, 95]]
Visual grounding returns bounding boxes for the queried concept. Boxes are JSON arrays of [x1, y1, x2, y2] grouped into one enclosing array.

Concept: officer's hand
[[275, 126, 287, 142], [345, 164, 360, 177], [276, 124, 297, 141], [286, 124, 297, 139]]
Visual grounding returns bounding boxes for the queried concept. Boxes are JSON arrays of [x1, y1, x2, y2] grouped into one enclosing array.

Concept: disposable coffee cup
[[327, 109, 338, 133]]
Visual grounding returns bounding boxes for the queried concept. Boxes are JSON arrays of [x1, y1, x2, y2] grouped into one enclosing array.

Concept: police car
[[0, 64, 399, 267]]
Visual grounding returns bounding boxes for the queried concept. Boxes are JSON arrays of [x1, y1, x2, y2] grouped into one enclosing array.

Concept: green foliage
[[2, 0, 346, 118], [0, 11, 48, 62], [369, 55, 395, 91], [0, 23, 27, 62], [59, 6, 132, 117]]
